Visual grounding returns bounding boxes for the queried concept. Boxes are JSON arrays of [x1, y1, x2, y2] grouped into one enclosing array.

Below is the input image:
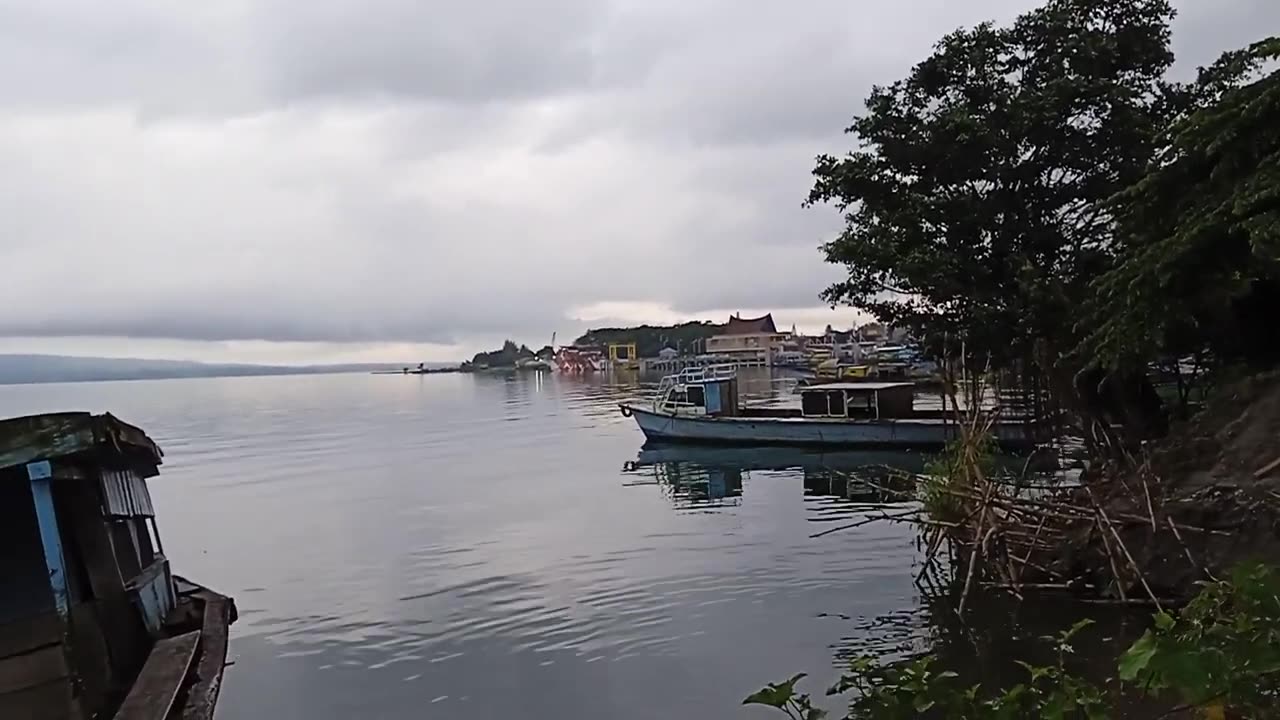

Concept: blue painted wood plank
[[27, 471, 69, 617]]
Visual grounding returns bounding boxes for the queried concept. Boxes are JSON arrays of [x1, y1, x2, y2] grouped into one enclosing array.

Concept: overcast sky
[[0, 0, 1273, 364]]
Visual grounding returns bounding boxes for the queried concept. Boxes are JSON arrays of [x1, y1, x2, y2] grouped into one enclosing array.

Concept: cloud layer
[[0, 0, 1273, 361]]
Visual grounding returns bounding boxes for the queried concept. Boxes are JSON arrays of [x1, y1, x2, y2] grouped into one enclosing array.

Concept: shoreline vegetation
[[742, 0, 1279, 716], [451, 324, 727, 373], [459, 340, 555, 373]]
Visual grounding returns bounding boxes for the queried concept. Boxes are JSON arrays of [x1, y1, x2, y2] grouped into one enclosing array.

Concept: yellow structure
[[607, 342, 639, 370], [816, 359, 872, 380]]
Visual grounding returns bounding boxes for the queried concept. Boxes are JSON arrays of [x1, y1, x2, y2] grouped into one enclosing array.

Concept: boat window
[[687, 385, 705, 408], [846, 391, 876, 418], [801, 391, 827, 416], [663, 389, 686, 411], [110, 520, 143, 579], [827, 391, 846, 417], [135, 518, 156, 568]]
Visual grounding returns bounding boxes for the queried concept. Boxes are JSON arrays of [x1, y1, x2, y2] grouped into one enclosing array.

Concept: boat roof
[[800, 382, 915, 392], [0, 412, 163, 475]]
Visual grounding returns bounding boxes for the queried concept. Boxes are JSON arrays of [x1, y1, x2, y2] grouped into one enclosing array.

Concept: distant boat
[[618, 365, 1041, 450], [516, 357, 553, 371], [373, 363, 461, 375]]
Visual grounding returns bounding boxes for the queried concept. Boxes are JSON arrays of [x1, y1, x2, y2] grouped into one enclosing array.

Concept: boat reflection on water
[[622, 443, 928, 512], [621, 446, 748, 509]]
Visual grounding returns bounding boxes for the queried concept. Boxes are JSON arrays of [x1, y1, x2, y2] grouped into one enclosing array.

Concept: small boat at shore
[[0, 413, 236, 720], [619, 365, 1041, 450]]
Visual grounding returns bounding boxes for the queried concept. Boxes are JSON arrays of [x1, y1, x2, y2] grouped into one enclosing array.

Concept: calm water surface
[[0, 372, 931, 719]]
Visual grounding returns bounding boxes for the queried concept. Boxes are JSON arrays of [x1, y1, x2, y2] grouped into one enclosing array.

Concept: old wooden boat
[[619, 365, 1041, 450], [0, 412, 236, 720]]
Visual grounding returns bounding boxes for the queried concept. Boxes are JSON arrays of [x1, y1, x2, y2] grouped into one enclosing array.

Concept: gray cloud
[[252, 0, 618, 105], [0, 0, 1276, 356]]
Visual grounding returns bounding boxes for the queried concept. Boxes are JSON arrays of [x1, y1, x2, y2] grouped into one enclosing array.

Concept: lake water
[[0, 371, 933, 719]]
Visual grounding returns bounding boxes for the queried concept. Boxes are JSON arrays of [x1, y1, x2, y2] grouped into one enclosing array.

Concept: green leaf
[[1065, 618, 1097, 640], [743, 686, 787, 708], [913, 695, 936, 712], [1042, 693, 1069, 720], [1119, 631, 1159, 681], [1154, 611, 1176, 631], [744, 675, 806, 708]]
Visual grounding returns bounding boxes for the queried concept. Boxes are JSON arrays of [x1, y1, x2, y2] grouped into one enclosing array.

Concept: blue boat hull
[[622, 405, 1037, 450]]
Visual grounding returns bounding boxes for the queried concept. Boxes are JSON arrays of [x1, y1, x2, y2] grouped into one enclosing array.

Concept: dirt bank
[[1066, 371, 1280, 599]]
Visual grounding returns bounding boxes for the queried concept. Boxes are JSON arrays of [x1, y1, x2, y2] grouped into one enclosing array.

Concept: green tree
[[1082, 37, 1280, 371], [470, 339, 532, 368], [574, 322, 720, 358], [810, 0, 1179, 378]]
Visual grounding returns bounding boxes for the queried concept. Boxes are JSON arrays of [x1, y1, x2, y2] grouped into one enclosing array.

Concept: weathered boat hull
[[623, 405, 1037, 450], [0, 413, 237, 720]]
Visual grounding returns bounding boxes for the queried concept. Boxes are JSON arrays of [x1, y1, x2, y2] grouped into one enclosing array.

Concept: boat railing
[[681, 363, 737, 383], [652, 364, 737, 413], [658, 398, 706, 416], [657, 363, 736, 392], [655, 364, 737, 392]]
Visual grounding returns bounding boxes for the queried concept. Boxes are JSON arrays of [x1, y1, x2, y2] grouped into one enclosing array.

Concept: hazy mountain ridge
[[0, 354, 415, 385]]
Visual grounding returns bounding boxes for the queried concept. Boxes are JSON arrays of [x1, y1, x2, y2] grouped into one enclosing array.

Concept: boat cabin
[[798, 382, 915, 420], [0, 412, 235, 720], [654, 365, 741, 416]]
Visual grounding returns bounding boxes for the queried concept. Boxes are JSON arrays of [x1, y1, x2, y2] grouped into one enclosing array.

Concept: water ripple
[[0, 370, 927, 720]]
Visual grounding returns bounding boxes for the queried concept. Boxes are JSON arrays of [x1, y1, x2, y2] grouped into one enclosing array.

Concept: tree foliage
[[469, 339, 533, 368], [574, 322, 720, 358], [810, 0, 1179, 369], [1081, 37, 1280, 369]]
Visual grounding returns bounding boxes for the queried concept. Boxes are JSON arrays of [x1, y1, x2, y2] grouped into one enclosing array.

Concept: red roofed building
[[705, 313, 789, 365]]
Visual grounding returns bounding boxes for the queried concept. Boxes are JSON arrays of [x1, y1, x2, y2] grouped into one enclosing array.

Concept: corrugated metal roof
[[101, 468, 155, 517]]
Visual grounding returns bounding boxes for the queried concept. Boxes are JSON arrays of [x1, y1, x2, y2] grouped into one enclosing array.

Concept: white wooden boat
[[619, 365, 1040, 450]]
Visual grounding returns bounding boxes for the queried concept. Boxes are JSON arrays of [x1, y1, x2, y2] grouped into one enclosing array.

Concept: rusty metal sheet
[[101, 469, 155, 517]]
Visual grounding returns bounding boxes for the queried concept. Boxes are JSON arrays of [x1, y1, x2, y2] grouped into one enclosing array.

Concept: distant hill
[[0, 354, 413, 385]]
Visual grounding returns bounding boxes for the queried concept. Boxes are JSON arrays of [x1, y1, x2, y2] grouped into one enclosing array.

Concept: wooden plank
[[114, 630, 200, 720], [61, 480, 126, 599], [0, 645, 69, 694], [0, 612, 63, 660], [66, 601, 112, 717], [0, 677, 78, 720], [129, 559, 174, 636], [61, 479, 148, 686], [180, 596, 232, 720], [125, 558, 168, 593], [1255, 456, 1280, 479]]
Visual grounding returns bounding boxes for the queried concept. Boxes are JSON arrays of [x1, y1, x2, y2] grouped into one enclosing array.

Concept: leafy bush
[[747, 565, 1280, 718], [1119, 562, 1280, 716]]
